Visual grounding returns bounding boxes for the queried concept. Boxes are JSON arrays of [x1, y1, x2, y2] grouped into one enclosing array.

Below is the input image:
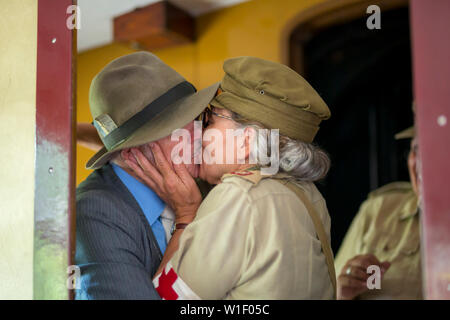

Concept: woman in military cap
[[124, 56, 335, 299]]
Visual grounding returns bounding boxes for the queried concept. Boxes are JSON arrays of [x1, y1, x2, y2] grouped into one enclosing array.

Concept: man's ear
[[120, 148, 137, 165], [140, 143, 156, 164]]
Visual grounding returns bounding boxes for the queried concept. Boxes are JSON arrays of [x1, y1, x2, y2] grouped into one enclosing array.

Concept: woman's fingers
[[173, 162, 195, 187], [124, 159, 158, 191], [150, 142, 178, 180], [173, 163, 202, 205], [130, 148, 164, 188]]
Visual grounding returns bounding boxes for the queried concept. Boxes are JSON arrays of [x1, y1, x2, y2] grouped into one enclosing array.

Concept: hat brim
[[395, 126, 415, 140], [86, 82, 220, 170]]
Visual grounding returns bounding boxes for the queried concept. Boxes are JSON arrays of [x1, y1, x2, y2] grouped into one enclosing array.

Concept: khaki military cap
[[86, 52, 219, 169], [395, 101, 416, 140], [210, 56, 331, 143]]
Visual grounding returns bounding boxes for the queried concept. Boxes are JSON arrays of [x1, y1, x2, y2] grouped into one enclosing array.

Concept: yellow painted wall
[[0, 0, 37, 299], [77, 43, 137, 185], [77, 0, 328, 184]]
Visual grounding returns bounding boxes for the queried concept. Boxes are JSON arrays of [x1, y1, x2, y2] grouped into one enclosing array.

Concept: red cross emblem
[[156, 267, 179, 300]]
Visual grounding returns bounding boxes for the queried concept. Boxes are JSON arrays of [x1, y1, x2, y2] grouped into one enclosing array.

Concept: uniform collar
[[220, 167, 291, 184], [111, 163, 165, 225], [399, 192, 420, 221]]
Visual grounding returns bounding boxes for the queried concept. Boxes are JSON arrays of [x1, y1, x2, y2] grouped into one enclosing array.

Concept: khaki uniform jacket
[[166, 170, 335, 300], [335, 182, 422, 300]]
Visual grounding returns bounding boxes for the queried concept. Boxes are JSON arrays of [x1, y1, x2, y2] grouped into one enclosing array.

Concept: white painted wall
[[0, 0, 37, 300], [77, 0, 250, 52]]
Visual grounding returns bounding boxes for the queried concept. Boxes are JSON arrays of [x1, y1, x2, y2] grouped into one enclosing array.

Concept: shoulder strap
[[276, 180, 337, 298]]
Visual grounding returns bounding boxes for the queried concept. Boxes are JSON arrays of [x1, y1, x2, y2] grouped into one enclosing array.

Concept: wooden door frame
[[410, 0, 450, 300], [34, 0, 76, 299]]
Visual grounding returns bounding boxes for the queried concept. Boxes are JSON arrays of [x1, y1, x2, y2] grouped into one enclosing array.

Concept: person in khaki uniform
[[335, 126, 422, 300], [126, 57, 336, 299], [165, 169, 334, 299]]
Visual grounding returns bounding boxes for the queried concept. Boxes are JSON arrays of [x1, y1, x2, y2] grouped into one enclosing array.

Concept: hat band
[[102, 81, 196, 150]]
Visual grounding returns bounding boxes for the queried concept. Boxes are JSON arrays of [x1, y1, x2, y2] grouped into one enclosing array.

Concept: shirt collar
[[399, 191, 420, 221], [111, 163, 165, 225]]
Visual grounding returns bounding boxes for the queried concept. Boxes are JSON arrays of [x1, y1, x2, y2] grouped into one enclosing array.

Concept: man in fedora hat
[[75, 52, 219, 299], [335, 126, 423, 299]]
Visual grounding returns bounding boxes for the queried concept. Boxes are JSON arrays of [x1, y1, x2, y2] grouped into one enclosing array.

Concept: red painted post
[[410, 0, 450, 299], [35, 0, 76, 299]]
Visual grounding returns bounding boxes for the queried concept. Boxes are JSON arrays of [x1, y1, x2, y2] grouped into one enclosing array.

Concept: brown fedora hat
[[86, 52, 219, 169]]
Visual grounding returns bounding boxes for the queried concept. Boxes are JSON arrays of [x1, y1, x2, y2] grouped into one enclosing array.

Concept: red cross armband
[[153, 262, 201, 300]]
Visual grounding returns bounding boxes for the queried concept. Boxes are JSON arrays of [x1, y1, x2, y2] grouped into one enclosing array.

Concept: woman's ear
[[241, 126, 256, 163]]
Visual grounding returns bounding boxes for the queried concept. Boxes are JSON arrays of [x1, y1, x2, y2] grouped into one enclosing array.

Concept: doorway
[[289, 5, 413, 253]]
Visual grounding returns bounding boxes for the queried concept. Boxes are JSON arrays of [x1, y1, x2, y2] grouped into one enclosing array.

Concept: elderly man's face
[[121, 121, 199, 179], [154, 121, 199, 178], [408, 137, 420, 196], [140, 121, 199, 178]]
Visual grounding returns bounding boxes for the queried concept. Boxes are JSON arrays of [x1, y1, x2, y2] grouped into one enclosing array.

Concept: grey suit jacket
[[75, 163, 162, 299]]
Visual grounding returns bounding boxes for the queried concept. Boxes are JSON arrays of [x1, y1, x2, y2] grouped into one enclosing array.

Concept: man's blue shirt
[[111, 163, 167, 253]]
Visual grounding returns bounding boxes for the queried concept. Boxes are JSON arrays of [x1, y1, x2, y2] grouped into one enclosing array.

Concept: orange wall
[[76, 0, 327, 185]]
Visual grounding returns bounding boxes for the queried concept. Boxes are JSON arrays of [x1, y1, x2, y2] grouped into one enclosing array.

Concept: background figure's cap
[[395, 126, 415, 140], [210, 56, 330, 143], [86, 51, 219, 170]]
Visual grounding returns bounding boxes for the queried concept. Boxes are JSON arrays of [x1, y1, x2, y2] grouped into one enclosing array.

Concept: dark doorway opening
[[290, 6, 413, 253]]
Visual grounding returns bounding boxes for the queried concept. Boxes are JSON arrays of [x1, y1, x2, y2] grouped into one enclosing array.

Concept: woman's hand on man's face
[[124, 142, 202, 224]]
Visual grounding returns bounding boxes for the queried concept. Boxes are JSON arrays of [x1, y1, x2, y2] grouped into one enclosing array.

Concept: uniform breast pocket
[[361, 230, 390, 258], [399, 235, 420, 256]]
